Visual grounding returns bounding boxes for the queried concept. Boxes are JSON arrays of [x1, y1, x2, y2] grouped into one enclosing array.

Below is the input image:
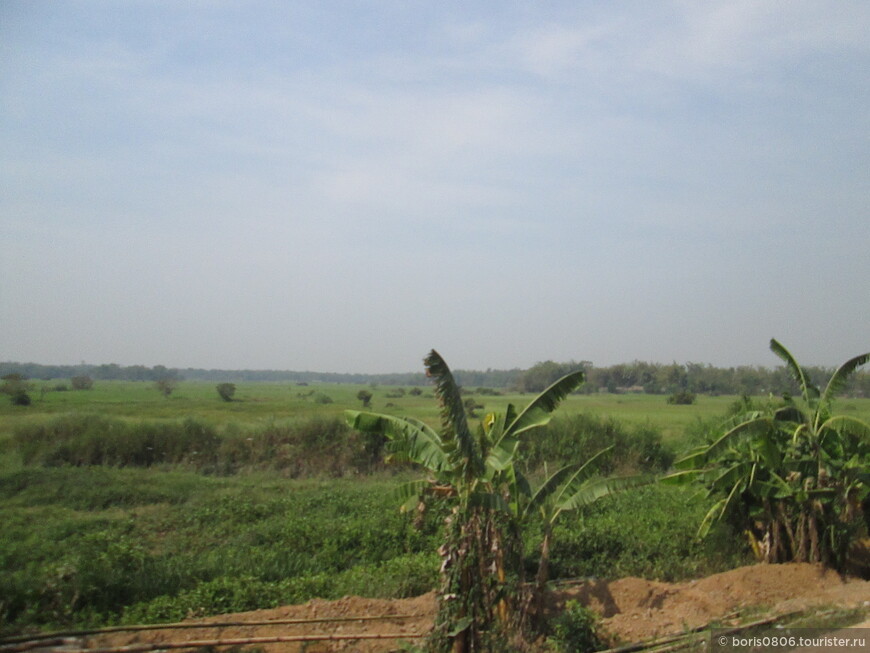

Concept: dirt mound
[[553, 563, 870, 643], [65, 564, 870, 651]]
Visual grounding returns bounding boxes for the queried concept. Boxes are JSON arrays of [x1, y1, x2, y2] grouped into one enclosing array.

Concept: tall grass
[[521, 413, 675, 474], [11, 413, 387, 476]]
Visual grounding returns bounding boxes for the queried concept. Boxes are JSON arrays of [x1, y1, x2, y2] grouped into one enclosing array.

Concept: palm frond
[[818, 351, 870, 422], [424, 350, 480, 473], [520, 447, 617, 520], [701, 413, 770, 461], [660, 469, 703, 485], [556, 475, 652, 513], [770, 338, 819, 404], [697, 497, 728, 538], [522, 464, 581, 519], [485, 436, 519, 474], [505, 370, 585, 438], [818, 415, 870, 440], [345, 410, 450, 471], [392, 479, 432, 512]]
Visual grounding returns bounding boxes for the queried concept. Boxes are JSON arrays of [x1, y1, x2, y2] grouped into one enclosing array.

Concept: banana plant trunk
[[534, 526, 553, 625]]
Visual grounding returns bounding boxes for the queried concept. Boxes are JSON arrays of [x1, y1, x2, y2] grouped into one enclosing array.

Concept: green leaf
[[392, 479, 431, 512], [485, 436, 519, 473], [505, 370, 585, 438], [660, 469, 702, 485], [556, 475, 651, 513], [698, 497, 727, 538], [770, 338, 820, 405], [345, 410, 450, 471], [424, 350, 481, 474], [447, 617, 473, 637], [819, 352, 870, 424], [701, 413, 769, 461]]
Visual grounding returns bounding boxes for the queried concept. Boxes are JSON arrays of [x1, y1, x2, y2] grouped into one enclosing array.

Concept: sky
[[1, 1, 868, 374]]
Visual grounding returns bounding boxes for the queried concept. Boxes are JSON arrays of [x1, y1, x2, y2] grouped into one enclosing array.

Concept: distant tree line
[[516, 359, 870, 397], [0, 362, 182, 383], [2, 359, 868, 397]]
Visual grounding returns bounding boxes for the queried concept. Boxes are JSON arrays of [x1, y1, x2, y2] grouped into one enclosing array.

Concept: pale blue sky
[[2, 1, 868, 373]]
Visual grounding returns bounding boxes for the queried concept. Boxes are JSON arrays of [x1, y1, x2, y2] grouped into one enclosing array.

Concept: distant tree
[[667, 391, 696, 405], [357, 389, 373, 408], [216, 383, 236, 402], [1, 373, 32, 406], [154, 377, 177, 398], [71, 375, 94, 390], [518, 360, 581, 393]]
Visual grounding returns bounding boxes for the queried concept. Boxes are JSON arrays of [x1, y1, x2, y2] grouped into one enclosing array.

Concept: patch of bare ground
[[19, 564, 870, 652], [550, 563, 870, 644], [60, 593, 437, 653]]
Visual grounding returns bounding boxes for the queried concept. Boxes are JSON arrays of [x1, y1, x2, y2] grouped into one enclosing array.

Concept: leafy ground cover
[[0, 462, 749, 635]]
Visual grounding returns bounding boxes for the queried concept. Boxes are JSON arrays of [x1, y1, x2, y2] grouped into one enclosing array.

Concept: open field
[[7, 379, 867, 441]]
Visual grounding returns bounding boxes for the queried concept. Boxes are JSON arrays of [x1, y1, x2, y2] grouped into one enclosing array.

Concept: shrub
[[10, 391, 31, 406], [12, 415, 221, 468], [312, 392, 333, 404], [218, 417, 384, 476], [154, 378, 177, 398], [521, 414, 674, 474], [216, 383, 236, 402], [71, 375, 94, 390], [666, 390, 696, 405], [2, 374, 33, 406], [544, 485, 748, 582], [549, 600, 605, 652]]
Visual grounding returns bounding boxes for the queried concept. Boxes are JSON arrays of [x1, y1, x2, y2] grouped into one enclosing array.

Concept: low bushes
[[0, 472, 442, 633], [11, 414, 387, 476], [521, 413, 674, 475], [541, 485, 749, 582], [13, 415, 221, 468], [13, 411, 670, 478]]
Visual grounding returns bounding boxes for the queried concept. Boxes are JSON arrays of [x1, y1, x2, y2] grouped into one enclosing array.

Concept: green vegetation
[[2, 353, 869, 645], [549, 600, 605, 653], [348, 352, 660, 651], [215, 382, 235, 402], [0, 471, 440, 632], [668, 340, 870, 568]]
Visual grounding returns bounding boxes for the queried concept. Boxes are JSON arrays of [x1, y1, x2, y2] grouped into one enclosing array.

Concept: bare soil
[[65, 564, 870, 652]]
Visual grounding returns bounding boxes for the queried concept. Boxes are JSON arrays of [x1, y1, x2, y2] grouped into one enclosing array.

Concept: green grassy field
[[8, 379, 856, 442], [1, 381, 867, 636]]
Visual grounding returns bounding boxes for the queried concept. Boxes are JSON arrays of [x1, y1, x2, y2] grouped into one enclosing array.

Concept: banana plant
[[665, 339, 870, 567], [517, 448, 651, 621], [346, 350, 585, 652]]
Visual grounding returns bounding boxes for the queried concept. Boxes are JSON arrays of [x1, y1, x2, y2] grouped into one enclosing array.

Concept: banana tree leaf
[[424, 349, 482, 474], [698, 497, 728, 539], [505, 370, 586, 438], [345, 410, 450, 472], [556, 474, 652, 513], [659, 469, 702, 485], [770, 338, 820, 405], [392, 479, 432, 512], [819, 351, 870, 420]]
